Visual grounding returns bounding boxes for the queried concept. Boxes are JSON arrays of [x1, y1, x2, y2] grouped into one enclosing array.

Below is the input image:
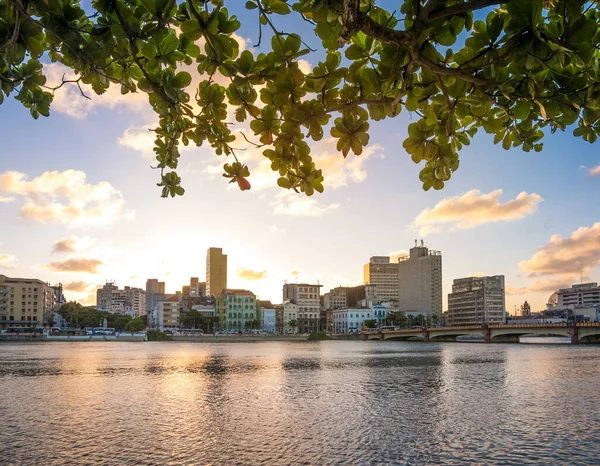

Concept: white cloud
[[413, 189, 542, 236], [590, 165, 600, 176], [63, 281, 96, 292], [272, 191, 339, 216], [0, 254, 17, 269], [506, 278, 577, 296], [313, 139, 384, 188], [389, 250, 409, 262], [0, 170, 134, 228], [519, 222, 600, 277], [45, 258, 103, 274], [52, 236, 97, 254], [43, 63, 149, 119], [0, 196, 15, 203]]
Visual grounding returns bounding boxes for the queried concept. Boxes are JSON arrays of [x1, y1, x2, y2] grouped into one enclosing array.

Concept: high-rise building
[[557, 283, 600, 309], [97, 282, 146, 317], [363, 256, 399, 302], [0, 274, 55, 330], [323, 285, 368, 310], [283, 283, 322, 334], [206, 247, 227, 296], [397, 242, 442, 319], [447, 275, 505, 325], [145, 278, 165, 314]]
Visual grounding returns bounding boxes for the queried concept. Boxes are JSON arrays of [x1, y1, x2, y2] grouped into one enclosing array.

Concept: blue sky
[[1, 3, 599, 312]]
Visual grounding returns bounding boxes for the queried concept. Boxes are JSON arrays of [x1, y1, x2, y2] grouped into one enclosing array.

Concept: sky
[[0, 3, 599, 313]]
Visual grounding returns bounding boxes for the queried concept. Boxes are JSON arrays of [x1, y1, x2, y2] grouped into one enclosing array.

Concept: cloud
[[52, 236, 96, 254], [389, 250, 409, 262], [63, 281, 95, 292], [236, 268, 268, 280], [45, 258, 103, 273], [519, 222, 600, 277], [506, 278, 576, 296], [270, 225, 285, 235], [0, 170, 134, 228], [272, 191, 339, 216], [590, 165, 600, 176], [467, 272, 487, 278], [117, 124, 157, 157], [290, 269, 303, 277], [43, 63, 150, 119], [312, 139, 384, 188], [0, 254, 17, 269], [0, 196, 15, 203], [413, 189, 542, 235]]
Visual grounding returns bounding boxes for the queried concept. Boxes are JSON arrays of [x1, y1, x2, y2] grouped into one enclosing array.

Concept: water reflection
[[0, 341, 600, 464]]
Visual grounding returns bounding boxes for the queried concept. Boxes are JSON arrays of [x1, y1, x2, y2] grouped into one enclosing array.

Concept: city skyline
[[0, 2, 599, 314]]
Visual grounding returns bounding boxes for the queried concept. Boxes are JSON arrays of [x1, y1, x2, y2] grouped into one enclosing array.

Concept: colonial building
[[447, 275, 505, 325], [332, 308, 374, 333], [283, 283, 321, 334], [216, 289, 259, 331]]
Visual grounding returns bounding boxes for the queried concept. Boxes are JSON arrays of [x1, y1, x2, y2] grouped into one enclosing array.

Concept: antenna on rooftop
[[414, 239, 417, 247], [421, 239, 424, 247]]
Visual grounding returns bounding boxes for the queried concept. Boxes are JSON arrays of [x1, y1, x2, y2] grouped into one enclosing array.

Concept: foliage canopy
[[2, 0, 600, 196]]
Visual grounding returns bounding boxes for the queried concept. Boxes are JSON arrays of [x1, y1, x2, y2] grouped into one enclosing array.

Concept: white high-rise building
[[448, 276, 505, 325], [363, 256, 399, 301], [397, 242, 442, 319], [97, 283, 146, 317], [557, 283, 600, 309]]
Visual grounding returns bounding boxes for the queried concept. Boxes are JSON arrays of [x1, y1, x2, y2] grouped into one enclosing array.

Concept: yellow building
[[0, 274, 54, 330], [206, 247, 227, 296]]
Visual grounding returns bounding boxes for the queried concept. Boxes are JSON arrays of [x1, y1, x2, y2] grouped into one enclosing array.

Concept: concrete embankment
[[170, 334, 309, 342]]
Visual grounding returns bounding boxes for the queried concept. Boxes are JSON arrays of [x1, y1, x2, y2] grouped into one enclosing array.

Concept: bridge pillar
[[568, 325, 579, 345], [483, 325, 491, 343], [422, 329, 429, 343]]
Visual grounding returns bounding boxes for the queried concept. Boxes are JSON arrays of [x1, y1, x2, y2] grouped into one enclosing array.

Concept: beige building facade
[[448, 276, 505, 325], [283, 283, 321, 333], [363, 256, 399, 302], [206, 247, 227, 296], [397, 244, 442, 319], [0, 274, 55, 330]]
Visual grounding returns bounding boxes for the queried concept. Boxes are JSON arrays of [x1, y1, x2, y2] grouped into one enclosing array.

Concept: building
[[397, 242, 442, 319], [557, 283, 600, 309], [363, 256, 399, 301], [206, 247, 227, 296], [96, 282, 146, 317], [447, 275, 505, 326], [0, 274, 55, 330], [332, 308, 374, 333], [283, 300, 298, 333], [156, 296, 180, 331], [189, 277, 206, 297], [275, 304, 284, 333], [146, 279, 165, 314], [283, 283, 322, 334], [51, 283, 66, 311], [215, 289, 259, 331], [260, 301, 276, 332], [520, 300, 531, 316], [323, 285, 371, 310]]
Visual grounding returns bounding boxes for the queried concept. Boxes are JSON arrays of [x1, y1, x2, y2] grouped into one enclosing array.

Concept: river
[[0, 341, 599, 465]]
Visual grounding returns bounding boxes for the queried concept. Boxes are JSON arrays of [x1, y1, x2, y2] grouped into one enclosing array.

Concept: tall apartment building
[[397, 243, 442, 319], [447, 275, 505, 325], [146, 278, 165, 314], [363, 256, 399, 302], [206, 247, 227, 296], [96, 282, 146, 317], [0, 274, 55, 329], [557, 283, 600, 309], [156, 296, 180, 331], [283, 283, 321, 333]]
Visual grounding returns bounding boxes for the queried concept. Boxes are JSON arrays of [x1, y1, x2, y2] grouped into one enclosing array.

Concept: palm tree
[[288, 319, 297, 334]]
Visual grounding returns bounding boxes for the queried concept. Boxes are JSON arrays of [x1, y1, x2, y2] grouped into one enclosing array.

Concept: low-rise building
[[216, 289, 259, 331], [283, 300, 298, 333], [0, 274, 55, 330], [332, 308, 374, 333], [259, 301, 276, 332], [157, 296, 180, 331]]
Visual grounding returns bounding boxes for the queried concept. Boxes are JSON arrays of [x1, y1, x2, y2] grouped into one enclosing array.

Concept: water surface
[[1, 341, 599, 465]]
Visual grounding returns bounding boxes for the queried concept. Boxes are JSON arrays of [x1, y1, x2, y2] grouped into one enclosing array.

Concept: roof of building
[[222, 289, 256, 296]]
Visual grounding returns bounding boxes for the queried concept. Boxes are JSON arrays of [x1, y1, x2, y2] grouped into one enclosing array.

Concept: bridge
[[363, 322, 600, 344]]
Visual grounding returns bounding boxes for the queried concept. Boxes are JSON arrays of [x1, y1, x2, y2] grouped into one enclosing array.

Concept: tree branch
[[0, 9, 20, 53], [429, 0, 503, 21], [414, 55, 488, 86]]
